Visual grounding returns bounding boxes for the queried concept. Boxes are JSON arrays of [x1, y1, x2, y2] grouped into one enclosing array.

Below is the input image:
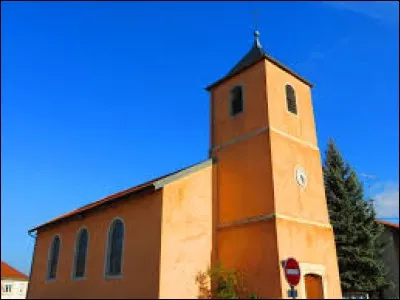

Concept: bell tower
[[207, 31, 342, 299]]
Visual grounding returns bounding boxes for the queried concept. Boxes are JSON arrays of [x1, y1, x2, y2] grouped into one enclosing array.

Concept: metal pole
[[288, 285, 297, 299]]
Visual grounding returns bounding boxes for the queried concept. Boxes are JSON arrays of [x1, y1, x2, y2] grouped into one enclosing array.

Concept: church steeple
[[225, 30, 266, 78], [206, 24, 341, 300], [206, 30, 312, 91]]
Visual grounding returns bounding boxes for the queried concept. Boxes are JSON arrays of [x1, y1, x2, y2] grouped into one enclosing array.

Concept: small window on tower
[[230, 86, 244, 116], [285, 84, 297, 115]]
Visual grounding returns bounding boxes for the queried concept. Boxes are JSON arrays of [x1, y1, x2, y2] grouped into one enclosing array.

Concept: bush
[[195, 263, 258, 299]]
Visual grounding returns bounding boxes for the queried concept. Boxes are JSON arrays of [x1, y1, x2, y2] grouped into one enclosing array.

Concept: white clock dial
[[295, 167, 307, 188]]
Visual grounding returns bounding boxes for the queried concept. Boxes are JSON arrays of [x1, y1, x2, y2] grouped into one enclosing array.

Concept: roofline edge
[[205, 55, 313, 91], [27, 158, 217, 235], [0, 276, 29, 281], [27, 185, 155, 234], [153, 158, 214, 190]]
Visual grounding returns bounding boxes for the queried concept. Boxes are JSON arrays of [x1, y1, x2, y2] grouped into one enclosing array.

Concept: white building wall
[[1, 280, 28, 299]]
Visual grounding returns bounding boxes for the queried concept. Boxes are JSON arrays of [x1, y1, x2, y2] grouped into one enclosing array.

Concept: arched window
[[230, 85, 244, 116], [285, 84, 297, 115], [105, 218, 124, 277], [47, 235, 61, 280], [72, 228, 89, 279]]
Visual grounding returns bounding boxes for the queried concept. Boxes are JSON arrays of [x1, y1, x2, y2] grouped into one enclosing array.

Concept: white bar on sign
[[286, 269, 300, 275]]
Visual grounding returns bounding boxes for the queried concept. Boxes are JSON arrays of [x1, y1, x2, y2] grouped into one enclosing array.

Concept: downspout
[[26, 231, 37, 299]]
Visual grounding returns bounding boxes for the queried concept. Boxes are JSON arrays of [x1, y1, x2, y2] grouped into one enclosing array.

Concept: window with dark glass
[[286, 84, 297, 114], [230, 86, 243, 116], [105, 219, 124, 277], [73, 228, 88, 278], [47, 235, 61, 280]]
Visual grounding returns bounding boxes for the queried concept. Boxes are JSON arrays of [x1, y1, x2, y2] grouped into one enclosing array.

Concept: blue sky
[[1, 1, 398, 274]]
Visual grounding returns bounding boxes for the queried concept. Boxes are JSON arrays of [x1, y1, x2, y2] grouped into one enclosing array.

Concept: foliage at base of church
[[195, 263, 259, 299], [323, 139, 391, 296]]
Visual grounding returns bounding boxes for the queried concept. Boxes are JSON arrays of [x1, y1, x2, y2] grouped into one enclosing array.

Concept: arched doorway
[[304, 274, 324, 299]]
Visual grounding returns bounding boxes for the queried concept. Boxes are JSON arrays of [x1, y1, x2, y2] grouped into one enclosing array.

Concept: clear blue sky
[[1, 1, 398, 274]]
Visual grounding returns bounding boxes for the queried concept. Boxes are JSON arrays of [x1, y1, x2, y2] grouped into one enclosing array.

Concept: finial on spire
[[254, 29, 262, 49]]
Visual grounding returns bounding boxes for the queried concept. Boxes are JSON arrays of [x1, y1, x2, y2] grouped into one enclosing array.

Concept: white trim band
[[211, 126, 319, 153], [218, 213, 331, 230]]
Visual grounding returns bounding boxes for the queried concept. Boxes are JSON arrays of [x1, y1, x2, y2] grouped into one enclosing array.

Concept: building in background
[[377, 220, 399, 299], [1, 261, 29, 299]]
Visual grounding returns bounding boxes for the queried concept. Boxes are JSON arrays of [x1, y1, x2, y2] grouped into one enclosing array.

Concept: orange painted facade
[[158, 166, 213, 299], [28, 165, 213, 299], [28, 32, 342, 299], [210, 57, 342, 298], [29, 189, 163, 299]]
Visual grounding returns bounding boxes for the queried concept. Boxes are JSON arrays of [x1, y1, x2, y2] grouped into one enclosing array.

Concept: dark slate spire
[[225, 30, 266, 77], [205, 30, 313, 90]]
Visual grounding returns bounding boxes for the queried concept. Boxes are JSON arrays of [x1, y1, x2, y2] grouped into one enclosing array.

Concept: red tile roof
[[1, 261, 28, 280], [29, 160, 210, 233], [376, 219, 399, 230], [29, 177, 156, 233]]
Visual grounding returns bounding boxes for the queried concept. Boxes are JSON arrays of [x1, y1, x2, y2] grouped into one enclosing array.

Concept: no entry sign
[[284, 257, 301, 286]]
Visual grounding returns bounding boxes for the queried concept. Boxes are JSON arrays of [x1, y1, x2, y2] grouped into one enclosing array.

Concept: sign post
[[283, 257, 301, 299]]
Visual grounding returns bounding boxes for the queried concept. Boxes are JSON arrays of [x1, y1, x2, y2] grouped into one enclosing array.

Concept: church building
[[27, 31, 342, 299]]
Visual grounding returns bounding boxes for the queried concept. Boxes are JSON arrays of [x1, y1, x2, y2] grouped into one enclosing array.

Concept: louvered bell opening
[[286, 85, 297, 115], [231, 86, 243, 116]]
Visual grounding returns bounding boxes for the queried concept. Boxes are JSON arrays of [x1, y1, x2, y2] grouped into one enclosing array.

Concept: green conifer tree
[[323, 139, 389, 297]]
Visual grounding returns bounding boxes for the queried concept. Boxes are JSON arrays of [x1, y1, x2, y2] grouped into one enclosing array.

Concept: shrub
[[195, 263, 258, 299]]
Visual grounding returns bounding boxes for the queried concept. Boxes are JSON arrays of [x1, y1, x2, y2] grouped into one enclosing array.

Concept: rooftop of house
[[1, 261, 28, 281], [376, 219, 399, 230]]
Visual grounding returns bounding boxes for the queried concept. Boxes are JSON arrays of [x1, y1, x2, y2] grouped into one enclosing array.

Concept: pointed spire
[[224, 30, 266, 77], [206, 28, 314, 90]]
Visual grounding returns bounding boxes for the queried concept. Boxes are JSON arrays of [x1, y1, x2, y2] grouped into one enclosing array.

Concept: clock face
[[295, 167, 307, 188]]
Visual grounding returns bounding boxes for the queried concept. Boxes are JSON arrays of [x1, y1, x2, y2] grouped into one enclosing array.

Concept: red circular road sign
[[284, 257, 301, 286]]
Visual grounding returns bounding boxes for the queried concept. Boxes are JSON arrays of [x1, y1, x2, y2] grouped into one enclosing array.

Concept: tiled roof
[[29, 159, 212, 233], [376, 219, 399, 230], [206, 31, 313, 91], [1, 261, 28, 280]]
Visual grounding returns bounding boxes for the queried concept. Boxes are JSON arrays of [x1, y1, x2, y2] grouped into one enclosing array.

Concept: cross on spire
[[253, 9, 262, 49], [254, 8, 259, 32]]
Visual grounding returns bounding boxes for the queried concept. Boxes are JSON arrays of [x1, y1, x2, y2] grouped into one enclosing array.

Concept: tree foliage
[[323, 139, 389, 295]]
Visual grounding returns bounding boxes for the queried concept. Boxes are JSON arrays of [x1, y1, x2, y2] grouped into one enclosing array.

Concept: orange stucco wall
[[265, 60, 341, 297], [28, 190, 163, 299], [210, 58, 341, 298], [276, 218, 342, 299], [264, 60, 318, 146], [158, 164, 213, 299], [211, 60, 274, 225], [28, 164, 214, 299], [211, 61, 269, 148], [211, 61, 281, 298], [218, 221, 282, 298], [214, 133, 275, 224], [265, 59, 329, 224], [269, 130, 330, 224]]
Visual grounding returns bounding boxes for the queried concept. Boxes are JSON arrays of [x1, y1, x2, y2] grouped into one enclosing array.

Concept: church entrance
[[304, 274, 324, 299]]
